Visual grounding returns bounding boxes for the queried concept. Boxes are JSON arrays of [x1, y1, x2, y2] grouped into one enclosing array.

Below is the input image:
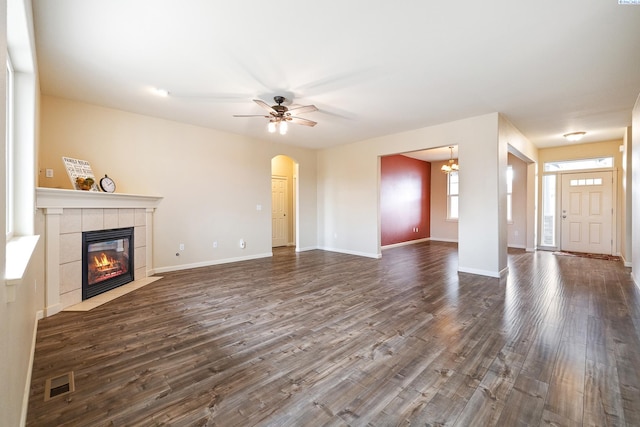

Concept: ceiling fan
[[234, 96, 318, 134]]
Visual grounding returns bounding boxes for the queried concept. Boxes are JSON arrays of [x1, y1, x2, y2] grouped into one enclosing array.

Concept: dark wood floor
[[27, 242, 640, 426]]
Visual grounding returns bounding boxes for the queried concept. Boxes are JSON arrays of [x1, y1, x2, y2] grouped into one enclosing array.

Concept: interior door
[[560, 171, 613, 254], [271, 176, 288, 247]]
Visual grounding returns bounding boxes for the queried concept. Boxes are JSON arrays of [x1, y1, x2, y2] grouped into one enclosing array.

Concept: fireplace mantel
[[36, 187, 163, 317], [36, 187, 163, 209]]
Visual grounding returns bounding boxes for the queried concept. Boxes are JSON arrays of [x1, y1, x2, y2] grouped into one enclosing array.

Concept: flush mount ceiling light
[[151, 88, 170, 97], [563, 131, 586, 142], [441, 146, 459, 174]]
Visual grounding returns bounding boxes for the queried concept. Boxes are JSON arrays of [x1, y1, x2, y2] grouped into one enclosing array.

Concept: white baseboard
[[318, 246, 381, 259], [429, 237, 459, 243], [295, 246, 318, 252], [44, 303, 62, 317], [154, 252, 273, 274], [458, 265, 505, 279], [21, 312, 40, 426], [381, 238, 430, 250]]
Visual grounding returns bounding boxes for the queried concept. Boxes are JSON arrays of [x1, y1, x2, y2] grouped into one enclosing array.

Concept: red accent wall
[[380, 155, 431, 246]]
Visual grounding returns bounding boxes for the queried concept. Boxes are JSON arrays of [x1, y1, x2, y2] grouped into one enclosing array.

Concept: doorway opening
[[271, 155, 297, 249], [541, 156, 616, 255], [506, 145, 536, 252], [380, 146, 459, 250]]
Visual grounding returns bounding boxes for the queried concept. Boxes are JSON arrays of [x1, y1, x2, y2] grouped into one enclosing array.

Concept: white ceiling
[[31, 1, 640, 156]]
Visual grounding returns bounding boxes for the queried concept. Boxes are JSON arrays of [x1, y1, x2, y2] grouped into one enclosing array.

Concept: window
[[543, 157, 613, 172], [6, 55, 14, 239], [447, 171, 459, 220], [506, 166, 513, 223], [541, 174, 556, 246], [569, 178, 602, 186]]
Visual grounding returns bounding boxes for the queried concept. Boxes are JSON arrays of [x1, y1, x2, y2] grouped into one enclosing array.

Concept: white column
[[458, 113, 508, 277], [145, 208, 155, 276], [43, 208, 63, 316], [526, 162, 537, 252]]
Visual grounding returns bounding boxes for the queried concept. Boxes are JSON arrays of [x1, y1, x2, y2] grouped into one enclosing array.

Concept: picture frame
[[62, 156, 99, 191]]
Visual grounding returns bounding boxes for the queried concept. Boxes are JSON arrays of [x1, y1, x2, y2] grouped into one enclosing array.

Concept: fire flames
[[94, 253, 117, 271], [88, 251, 126, 285]]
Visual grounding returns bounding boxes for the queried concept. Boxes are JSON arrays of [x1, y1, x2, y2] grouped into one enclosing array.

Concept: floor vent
[[44, 371, 75, 401]]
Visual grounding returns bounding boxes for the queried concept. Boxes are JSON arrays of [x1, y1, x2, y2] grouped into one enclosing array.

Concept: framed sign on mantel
[[62, 156, 99, 191]]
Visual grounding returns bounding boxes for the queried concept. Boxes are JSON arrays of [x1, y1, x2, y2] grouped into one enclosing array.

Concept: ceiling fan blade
[[233, 114, 271, 118], [288, 116, 317, 127], [286, 104, 318, 115], [253, 99, 277, 113]]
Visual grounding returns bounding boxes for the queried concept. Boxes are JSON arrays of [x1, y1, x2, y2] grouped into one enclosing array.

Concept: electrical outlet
[[240, 239, 246, 249], [213, 241, 218, 248], [45, 169, 54, 178], [179, 243, 184, 251]]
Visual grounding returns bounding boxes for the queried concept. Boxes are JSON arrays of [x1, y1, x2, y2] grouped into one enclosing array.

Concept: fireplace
[[82, 227, 134, 300]]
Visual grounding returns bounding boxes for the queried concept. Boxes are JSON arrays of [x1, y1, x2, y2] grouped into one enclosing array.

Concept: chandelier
[[441, 146, 459, 173]]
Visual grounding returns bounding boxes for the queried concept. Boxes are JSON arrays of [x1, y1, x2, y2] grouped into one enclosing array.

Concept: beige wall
[[537, 139, 623, 166], [318, 113, 510, 277], [429, 153, 529, 248], [622, 127, 632, 266], [429, 160, 458, 242], [508, 153, 528, 248], [39, 96, 319, 271], [500, 115, 539, 252]]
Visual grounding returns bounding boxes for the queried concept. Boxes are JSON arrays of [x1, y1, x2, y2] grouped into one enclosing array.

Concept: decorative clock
[[99, 174, 116, 193]]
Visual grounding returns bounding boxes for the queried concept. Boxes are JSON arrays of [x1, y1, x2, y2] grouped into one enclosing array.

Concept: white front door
[[560, 171, 613, 255], [271, 176, 288, 247]]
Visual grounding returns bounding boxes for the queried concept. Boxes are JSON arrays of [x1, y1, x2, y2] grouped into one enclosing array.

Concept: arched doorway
[[271, 155, 297, 248]]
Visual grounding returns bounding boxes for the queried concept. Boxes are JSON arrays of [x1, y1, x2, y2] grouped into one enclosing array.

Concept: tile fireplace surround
[[36, 188, 162, 317]]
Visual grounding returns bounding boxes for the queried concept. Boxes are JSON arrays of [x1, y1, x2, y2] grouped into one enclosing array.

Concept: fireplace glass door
[[82, 228, 134, 300]]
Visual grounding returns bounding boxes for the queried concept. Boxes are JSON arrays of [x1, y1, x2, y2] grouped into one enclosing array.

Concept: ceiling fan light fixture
[[234, 96, 318, 134], [563, 131, 586, 142]]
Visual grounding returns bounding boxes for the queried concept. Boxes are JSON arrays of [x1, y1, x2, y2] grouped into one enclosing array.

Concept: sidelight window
[[507, 165, 513, 223], [541, 174, 556, 246]]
